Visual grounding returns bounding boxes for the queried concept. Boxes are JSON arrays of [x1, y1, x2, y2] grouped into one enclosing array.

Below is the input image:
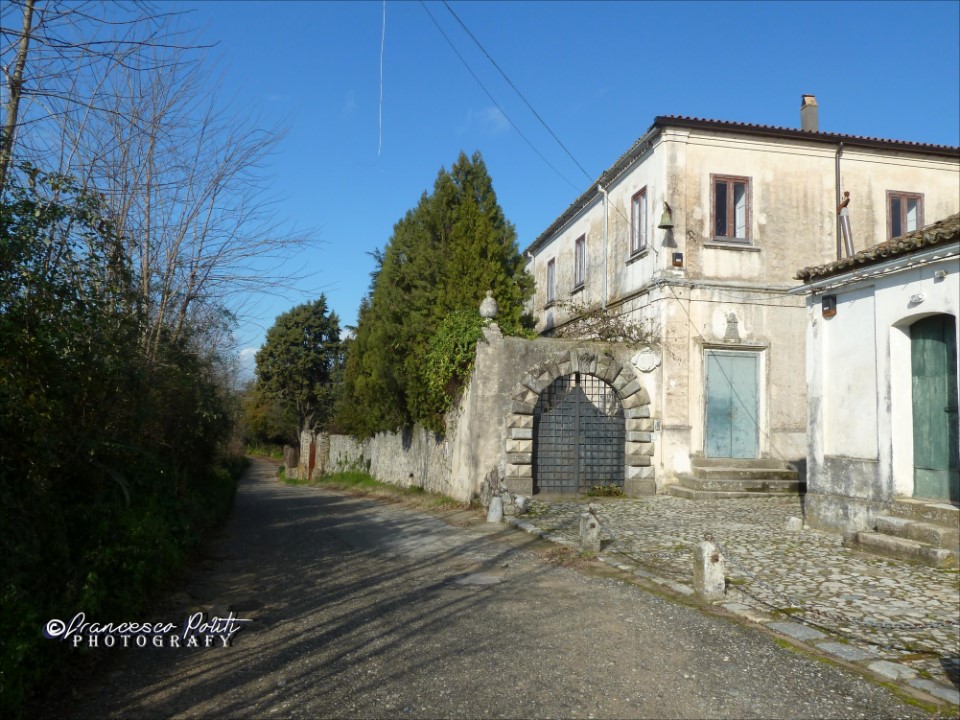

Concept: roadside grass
[[283, 469, 467, 512], [245, 443, 284, 459]]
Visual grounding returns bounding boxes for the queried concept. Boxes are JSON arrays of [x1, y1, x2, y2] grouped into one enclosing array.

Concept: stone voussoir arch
[[503, 347, 656, 497]]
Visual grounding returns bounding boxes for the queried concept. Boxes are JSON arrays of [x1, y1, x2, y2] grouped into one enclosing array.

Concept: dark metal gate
[[533, 373, 625, 494]]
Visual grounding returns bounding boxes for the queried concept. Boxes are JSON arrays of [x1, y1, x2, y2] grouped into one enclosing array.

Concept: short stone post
[[693, 540, 726, 601], [487, 495, 503, 523], [579, 506, 602, 553], [282, 445, 299, 474]]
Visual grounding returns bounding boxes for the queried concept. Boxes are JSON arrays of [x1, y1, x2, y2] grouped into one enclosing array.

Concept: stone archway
[[504, 348, 655, 497]]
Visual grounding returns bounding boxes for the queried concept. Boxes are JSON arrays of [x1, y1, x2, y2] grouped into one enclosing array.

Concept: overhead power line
[[441, 0, 593, 183], [418, 0, 580, 193], [378, 0, 386, 158]]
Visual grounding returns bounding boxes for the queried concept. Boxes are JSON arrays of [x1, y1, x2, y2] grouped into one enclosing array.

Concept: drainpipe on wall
[[835, 142, 844, 261], [597, 183, 609, 309]]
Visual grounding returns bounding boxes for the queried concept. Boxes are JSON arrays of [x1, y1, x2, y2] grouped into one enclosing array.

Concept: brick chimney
[[801, 94, 818, 132]]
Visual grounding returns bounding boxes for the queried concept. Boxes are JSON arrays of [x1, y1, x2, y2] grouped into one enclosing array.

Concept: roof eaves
[[795, 213, 960, 283], [655, 116, 960, 156], [524, 121, 661, 256]]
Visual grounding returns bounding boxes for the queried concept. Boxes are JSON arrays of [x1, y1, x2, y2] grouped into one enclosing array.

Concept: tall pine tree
[[337, 151, 533, 437]]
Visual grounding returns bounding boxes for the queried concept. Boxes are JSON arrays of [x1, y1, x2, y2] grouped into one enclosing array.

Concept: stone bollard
[[579, 511, 602, 553], [514, 495, 529, 515], [785, 516, 803, 532], [282, 445, 299, 474], [693, 540, 726, 601], [487, 496, 503, 523]]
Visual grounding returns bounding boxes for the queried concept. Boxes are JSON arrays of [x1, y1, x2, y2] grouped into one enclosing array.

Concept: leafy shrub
[[0, 170, 241, 717], [587, 484, 626, 497]]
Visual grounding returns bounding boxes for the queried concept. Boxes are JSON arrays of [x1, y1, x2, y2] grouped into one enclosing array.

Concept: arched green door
[[911, 315, 959, 502]]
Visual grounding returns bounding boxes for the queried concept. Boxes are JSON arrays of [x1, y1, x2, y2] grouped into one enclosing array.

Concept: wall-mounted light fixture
[[822, 294, 837, 318], [658, 202, 674, 230]]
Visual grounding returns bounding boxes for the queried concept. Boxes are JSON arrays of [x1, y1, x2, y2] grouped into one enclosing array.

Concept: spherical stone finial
[[479, 290, 499, 319]]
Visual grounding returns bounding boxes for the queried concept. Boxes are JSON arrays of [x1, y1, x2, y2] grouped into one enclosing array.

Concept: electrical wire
[[662, 281, 792, 463], [441, 0, 593, 183], [419, 0, 581, 193], [427, 5, 802, 464], [437, 1, 659, 246], [378, 0, 386, 159]]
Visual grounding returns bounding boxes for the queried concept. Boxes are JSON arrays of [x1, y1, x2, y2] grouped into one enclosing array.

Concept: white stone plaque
[[631, 346, 661, 373]]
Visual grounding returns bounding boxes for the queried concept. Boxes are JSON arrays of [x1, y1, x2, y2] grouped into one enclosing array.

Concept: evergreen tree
[[256, 296, 342, 435], [337, 151, 533, 436]]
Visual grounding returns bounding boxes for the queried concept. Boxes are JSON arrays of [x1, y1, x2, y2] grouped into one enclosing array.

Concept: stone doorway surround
[[504, 347, 656, 497]]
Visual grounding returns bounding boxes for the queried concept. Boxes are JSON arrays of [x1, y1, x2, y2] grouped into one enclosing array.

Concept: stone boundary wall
[[328, 434, 365, 473], [294, 323, 656, 504], [297, 428, 459, 497]]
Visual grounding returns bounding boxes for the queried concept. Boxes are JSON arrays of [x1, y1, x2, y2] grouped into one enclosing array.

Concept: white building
[[795, 213, 959, 539], [524, 98, 960, 496]]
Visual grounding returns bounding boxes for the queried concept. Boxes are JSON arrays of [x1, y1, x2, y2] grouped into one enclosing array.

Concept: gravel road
[[41, 458, 941, 719]]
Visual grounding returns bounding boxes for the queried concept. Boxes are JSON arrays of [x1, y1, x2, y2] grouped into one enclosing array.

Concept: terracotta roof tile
[[656, 115, 960, 154], [795, 213, 960, 283]]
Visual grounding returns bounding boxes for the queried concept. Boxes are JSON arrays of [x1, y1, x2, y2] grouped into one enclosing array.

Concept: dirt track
[[41, 457, 934, 719]]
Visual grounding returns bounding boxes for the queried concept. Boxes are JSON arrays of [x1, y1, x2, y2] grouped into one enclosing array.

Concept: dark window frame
[[886, 190, 924, 239], [574, 235, 586, 289], [711, 174, 752, 244], [631, 188, 648, 255], [546, 258, 556, 306]]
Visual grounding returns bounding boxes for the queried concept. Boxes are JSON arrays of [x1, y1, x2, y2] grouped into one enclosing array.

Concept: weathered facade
[[524, 99, 960, 490], [795, 214, 960, 531], [299, 324, 654, 502]]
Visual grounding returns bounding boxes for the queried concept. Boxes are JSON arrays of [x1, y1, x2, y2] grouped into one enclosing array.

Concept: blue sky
[[179, 1, 960, 376]]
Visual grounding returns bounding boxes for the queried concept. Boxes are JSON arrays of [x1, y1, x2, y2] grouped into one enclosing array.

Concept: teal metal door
[[705, 352, 759, 459], [911, 315, 959, 502]]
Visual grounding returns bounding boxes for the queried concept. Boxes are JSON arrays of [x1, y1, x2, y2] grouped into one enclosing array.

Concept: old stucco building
[[524, 97, 960, 495], [794, 214, 959, 564]]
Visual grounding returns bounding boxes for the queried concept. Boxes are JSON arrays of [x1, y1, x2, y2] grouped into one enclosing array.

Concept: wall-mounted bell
[[658, 202, 674, 230]]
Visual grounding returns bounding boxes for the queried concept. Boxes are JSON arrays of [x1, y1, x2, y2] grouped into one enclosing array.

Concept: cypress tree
[[337, 151, 533, 436]]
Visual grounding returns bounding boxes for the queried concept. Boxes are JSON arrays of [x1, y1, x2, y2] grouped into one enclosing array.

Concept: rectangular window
[[712, 175, 751, 243], [546, 258, 556, 305], [574, 235, 585, 288], [887, 191, 924, 239], [631, 189, 647, 254]]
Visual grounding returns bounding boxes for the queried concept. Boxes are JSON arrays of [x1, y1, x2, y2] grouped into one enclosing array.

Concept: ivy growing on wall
[[336, 152, 534, 437]]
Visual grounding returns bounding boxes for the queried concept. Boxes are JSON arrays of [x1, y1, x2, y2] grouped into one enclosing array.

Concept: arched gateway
[[504, 348, 655, 496], [534, 373, 624, 494]]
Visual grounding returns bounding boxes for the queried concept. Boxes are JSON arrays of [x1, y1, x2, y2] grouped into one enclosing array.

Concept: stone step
[[848, 531, 957, 568], [889, 498, 960, 528], [677, 475, 804, 493], [690, 457, 796, 470], [668, 485, 801, 501], [875, 516, 960, 550], [687, 467, 800, 482]]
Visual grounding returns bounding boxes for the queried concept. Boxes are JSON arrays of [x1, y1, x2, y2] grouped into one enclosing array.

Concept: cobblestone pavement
[[509, 494, 960, 707]]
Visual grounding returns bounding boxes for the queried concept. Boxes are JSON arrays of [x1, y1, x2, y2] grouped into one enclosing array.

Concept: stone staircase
[[668, 457, 804, 500], [845, 498, 960, 568]]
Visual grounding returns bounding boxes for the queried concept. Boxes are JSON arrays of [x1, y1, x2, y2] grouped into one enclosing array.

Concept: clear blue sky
[[178, 0, 960, 375]]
